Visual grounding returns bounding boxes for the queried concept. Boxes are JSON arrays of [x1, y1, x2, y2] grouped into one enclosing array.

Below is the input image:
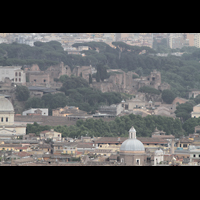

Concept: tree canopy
[[138, 86, 160, 95], [15, 85, 30, 101], [162, 89, 176, 104], [1, 41, 200, 99], [26, 113, 185, 138]]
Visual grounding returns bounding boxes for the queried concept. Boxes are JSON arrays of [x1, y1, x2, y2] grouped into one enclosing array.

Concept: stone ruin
[[91, 69, 170, 95]]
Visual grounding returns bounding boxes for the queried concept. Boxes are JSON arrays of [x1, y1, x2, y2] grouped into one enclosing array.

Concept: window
[[6, 117, 8, 122], [34, 79, 36, 82], [1, 117, 3, 122], [19, 78, 21, 82], [19, 72, 21, 76], [136, 159, 140, 165], [183, 144, 187, 148], [15, 72, 18, 76], [44, 79, 46, 82], [15, 78, 17, 82], [194, 154, 196, 157]]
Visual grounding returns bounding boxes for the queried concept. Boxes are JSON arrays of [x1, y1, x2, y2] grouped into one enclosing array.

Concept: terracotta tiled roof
[[15, 146, 29, 150], [13, 152, 31, 157], [40, 130, 49, 134], [94, 137, 127, 144], [179, 138, 192, 143], [76, 142, 95, 148], [75, 151, 82, 155], [138, 137, 168, 144]]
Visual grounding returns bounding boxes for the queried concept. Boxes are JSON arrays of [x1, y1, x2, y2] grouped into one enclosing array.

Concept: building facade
[[0, 95, 26, 139], [22, 108, 48, 116], [40, 129, 62, 141], [0, 66, 26, 85], [119, 126, 146, 166], [194, 33, 200, 48], [191, 104, 200, 118]]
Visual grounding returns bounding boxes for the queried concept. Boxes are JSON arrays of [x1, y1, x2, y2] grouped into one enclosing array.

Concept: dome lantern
[[129, 126, 136, 139]]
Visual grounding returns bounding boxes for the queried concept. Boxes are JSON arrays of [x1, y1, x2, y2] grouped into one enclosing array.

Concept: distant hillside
[[1, 41, 200, 98]]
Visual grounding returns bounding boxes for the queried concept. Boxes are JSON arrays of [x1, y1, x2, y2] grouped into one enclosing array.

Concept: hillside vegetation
[[5, 40, 200, 137], [1, 41, 200, 99]]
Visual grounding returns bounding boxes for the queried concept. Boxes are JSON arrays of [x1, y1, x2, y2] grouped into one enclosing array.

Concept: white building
[[0, 95, 26, 139], [22, 108, 48, 116], [194, 33, 200, 48], [0, 66, 26, 84], [154, 149, 164, 166], [40, 129, 62, 141]]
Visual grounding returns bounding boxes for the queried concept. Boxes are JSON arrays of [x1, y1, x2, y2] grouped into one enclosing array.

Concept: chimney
[[118, 137, 120, 142]]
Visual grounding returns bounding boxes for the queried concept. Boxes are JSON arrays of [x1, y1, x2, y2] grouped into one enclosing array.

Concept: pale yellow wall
[[98, 144, 121, 153], [191, 112, 200, 118], [128, 101, 145, 110], [0, 113, 14, 125], [15, 126, 26, 135], [193, 106, 200, 112]]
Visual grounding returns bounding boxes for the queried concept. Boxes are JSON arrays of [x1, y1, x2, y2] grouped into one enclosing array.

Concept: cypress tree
[[96, 71, 100, 82], [89, 74, 92, 84]]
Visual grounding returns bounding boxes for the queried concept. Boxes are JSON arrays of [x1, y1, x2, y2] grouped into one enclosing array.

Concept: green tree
[[89, 74, 92, 84], [25, 97, 45, 109], [58, 75, 69, 83], [138, 86, 160, 95], [162, 89, 176, 104], [15, 85, 30, 101], [96, 70, 100, 82], [175, 102, 193, 122]]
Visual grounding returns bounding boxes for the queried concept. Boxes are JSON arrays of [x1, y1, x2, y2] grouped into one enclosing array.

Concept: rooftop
[[94, 137, 168, 144]]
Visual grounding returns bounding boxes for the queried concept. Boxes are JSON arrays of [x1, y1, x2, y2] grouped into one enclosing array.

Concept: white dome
[[120, 138, 145, 152], [0, 96, 14, 112]]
